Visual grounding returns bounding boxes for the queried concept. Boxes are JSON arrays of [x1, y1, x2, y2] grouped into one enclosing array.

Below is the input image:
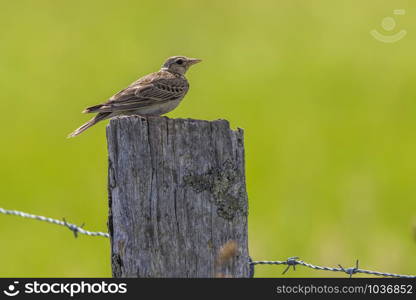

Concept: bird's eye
[[176, 59, 184, 65]]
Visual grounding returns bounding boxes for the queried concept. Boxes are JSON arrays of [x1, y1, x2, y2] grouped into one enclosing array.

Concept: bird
[[68, 55, 202, 138]]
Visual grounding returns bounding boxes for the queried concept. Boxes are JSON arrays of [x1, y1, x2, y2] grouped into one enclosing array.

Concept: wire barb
[[62, 217, 86, 238], [338, 260, 359, 278], [282, 257, 299, 274]]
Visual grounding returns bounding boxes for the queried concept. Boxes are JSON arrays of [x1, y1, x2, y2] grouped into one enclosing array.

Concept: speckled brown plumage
[[68, 56, 201, 138]]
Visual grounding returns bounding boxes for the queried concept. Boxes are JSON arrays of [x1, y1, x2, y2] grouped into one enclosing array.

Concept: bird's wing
[[84, 71, 188, 113]]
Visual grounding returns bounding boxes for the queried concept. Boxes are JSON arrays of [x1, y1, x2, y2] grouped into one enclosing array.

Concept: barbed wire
[[1, 207, 415, 278], [250, 257, 416, 278], [0, 207, 109, 238]]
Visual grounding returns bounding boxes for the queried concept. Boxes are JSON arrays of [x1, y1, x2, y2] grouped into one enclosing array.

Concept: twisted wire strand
[[0, 207, 109, 238], [2, 207, 416, 278], [250, 258, 416, 278]]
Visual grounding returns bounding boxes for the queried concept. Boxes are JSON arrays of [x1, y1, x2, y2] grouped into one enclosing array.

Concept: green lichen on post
[[183, 160, 247, 220]]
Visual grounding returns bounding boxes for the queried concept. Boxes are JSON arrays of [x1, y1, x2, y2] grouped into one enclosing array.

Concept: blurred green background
[[1, 0, 415, 277]]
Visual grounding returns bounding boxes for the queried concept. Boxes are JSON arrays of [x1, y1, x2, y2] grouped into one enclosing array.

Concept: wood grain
[[107, 116, 249, 277]]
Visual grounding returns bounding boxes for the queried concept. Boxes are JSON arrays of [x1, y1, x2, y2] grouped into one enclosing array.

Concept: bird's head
[[161, 56, 202, 75]]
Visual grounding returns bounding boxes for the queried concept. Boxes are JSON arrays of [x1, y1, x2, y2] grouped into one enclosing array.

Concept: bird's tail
[[67, 112, 111, 138]]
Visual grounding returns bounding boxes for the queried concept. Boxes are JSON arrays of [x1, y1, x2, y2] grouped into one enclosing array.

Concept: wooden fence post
[[106, 116, 249, 278]]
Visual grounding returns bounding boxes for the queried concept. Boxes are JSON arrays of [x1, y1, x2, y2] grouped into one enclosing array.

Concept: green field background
[[1, 0, 415, 277]]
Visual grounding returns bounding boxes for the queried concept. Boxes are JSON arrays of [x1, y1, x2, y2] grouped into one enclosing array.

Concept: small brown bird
[[68, 55, 201, 138]]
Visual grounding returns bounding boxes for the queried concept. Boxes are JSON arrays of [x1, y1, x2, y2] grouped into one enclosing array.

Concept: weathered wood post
[[107, 116, 249, 277]]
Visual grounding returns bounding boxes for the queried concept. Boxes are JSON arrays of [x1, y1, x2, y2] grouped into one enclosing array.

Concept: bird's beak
[[188, 58, 202, 65]]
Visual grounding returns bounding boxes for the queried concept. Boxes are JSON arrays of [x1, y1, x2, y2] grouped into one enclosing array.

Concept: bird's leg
[[128, 113, 161, 120], [143, 114, 163, 119]]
